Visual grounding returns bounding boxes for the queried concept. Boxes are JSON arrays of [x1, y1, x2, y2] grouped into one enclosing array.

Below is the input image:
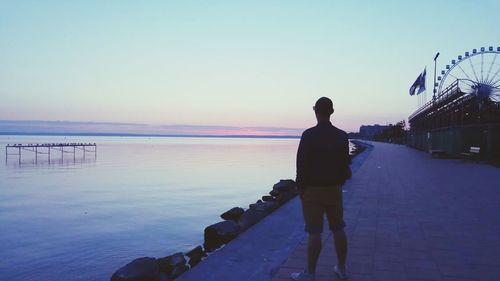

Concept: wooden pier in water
[[5, 143, 97, 163]]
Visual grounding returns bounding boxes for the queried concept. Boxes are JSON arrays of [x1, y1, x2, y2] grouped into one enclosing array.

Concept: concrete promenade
[[272, 142, 500, 281]]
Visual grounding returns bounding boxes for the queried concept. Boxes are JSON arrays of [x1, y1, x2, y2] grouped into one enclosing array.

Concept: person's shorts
[[301, 185, 345, 234]]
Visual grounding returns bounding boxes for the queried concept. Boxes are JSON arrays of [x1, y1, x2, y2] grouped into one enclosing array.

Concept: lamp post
[[433, 52, 440, 101]]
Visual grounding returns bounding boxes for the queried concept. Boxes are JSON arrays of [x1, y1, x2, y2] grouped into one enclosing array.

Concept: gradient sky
[[1, 0, 499, 133]]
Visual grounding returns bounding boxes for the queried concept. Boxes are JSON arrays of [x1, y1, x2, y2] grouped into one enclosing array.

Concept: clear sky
[[1, 0, 499, 133]]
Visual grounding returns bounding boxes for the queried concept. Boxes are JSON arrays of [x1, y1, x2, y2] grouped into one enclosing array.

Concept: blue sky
[[1, 0, 499, 133]]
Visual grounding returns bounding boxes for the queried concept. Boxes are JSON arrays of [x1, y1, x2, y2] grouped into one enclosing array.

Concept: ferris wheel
[[437, 46, 500, 102]]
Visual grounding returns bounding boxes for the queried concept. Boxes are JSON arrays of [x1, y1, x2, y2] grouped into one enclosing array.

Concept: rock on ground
[[204, 221, 241, 251], [111, 257, 160, 281], [220, 207, 244, 221]]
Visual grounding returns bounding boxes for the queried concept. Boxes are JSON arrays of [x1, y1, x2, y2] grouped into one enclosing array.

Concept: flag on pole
[[409, 68, 426, 96]]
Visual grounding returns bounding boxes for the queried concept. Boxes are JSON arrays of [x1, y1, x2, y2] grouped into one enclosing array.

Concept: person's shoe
[[290, 269, 315, 281], [333, 265, 348, 280]]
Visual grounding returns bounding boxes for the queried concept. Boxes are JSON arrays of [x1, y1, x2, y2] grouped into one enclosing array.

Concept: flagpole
[[433, 52, 440, 101]]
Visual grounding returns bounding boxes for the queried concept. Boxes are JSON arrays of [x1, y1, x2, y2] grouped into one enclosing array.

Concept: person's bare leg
[[333, 229, 347, 266], [307, 233, 322, 273]]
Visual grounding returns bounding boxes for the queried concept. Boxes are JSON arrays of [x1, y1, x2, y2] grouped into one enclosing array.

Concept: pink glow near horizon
[[0, 120, 305, 136]]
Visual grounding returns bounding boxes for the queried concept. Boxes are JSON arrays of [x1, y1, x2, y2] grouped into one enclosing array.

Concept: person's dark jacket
[[296, 121, 350, 188]]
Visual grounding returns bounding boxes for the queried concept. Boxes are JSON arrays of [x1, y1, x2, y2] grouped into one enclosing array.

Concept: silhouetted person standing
[[291, 97, 350, 281]]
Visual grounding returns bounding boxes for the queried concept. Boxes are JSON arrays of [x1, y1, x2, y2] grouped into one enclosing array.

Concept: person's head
[[313, 97, 334, 121]]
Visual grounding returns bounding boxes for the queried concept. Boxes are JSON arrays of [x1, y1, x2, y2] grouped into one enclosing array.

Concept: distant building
[[359, 124, 390, 140], [347, 132, 360, 139]]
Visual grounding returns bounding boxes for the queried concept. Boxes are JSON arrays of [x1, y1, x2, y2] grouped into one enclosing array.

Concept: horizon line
[[0, 131, 302, 139]]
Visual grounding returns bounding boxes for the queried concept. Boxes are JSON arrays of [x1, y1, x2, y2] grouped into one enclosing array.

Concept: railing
[[408, 80, 466, 121]]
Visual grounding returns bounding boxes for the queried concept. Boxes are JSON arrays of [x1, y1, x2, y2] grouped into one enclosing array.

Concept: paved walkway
[[272, 142, 500, 281]]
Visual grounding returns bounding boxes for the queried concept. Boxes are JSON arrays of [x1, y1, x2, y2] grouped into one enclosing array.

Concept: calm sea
[[0, 135, 303, 281], [0, 135, 353, 281]]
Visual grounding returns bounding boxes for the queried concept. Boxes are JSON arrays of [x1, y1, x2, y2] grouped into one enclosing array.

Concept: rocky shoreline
[[110, 141, 367, 281]]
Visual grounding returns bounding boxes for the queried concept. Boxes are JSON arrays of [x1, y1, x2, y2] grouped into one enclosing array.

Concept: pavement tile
[[406, 266, 443, 281], [349, 254, 374, 264], [350, 246, 376, 256], [401, 238, 430, 251], [404, 260, 439, 270], [375, 238, 401, 248], [438, 264, 478, 279], [270, 277, 290, 281], [470, 265, 500, 281], [374, 252, 402, 262], [400, 249, 431, 260], [282, 257, 307, 269], [317, 255, 337, 267], [351, 239, 376, 249], [372, 269, 408, 281], [432, 249, 476, 264], [273, 267, 298, 279], [348, 261, 374, 275], [374, 260, 405, 272], [318, 249, 337, 260], [374, 245, 402, 257], [347, 273, 374, 281], [442, 277, 477, 281]]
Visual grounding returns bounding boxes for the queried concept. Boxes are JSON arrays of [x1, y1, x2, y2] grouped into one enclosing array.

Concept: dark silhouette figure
[[291, 97, 350, 281]]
